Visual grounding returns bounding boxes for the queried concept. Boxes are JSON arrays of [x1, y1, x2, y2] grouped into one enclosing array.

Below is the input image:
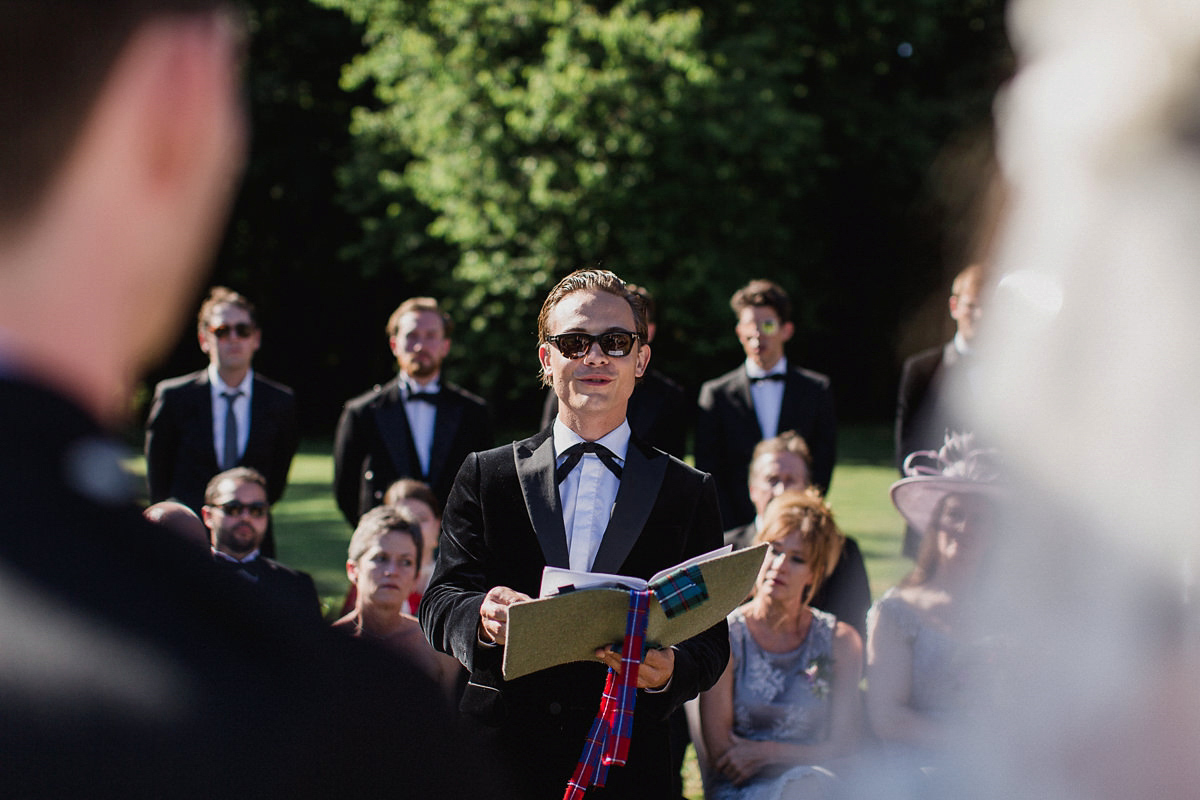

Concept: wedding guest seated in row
[[699, 488, 863, 800], [143, 500, 209, 549], [335, 505, 462, 699], [865, 434, 1002, 771], [202, 467, 322, 625], [726, 431, 872, 640], [383, 478, 442, 613]]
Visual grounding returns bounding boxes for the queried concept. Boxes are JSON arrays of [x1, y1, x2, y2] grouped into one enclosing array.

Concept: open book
[[502, 543, 767, 681]]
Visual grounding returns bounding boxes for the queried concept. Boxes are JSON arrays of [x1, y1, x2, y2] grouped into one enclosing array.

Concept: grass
[[131, 426, 906, 800]]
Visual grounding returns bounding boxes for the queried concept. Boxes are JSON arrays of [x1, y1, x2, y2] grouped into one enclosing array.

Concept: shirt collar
[[552, 417, 631, 462], [745, 355, 788, 380], [213, 548, 260, 564], [953, 332, 973, 357], [401, 375, 441, 397], [208, 364, 254, 395]]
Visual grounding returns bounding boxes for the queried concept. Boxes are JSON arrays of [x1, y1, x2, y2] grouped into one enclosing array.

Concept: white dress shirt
[[554, 418, 630, 572], [745, 356, 787, 440], [401, 376, 439, 477], [209, 366, 253, 467]]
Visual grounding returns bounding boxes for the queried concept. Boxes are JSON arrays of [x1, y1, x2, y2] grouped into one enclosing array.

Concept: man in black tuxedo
[[895, 264, 984, 557], [540, 283, 691, 458], [144, 286, 298, 555], [421, 269, 729, 799], [201, 467, 322, 624], [0, 3, 469, 796], [696, 279, 837, 530], [333, 296, 492, 526]]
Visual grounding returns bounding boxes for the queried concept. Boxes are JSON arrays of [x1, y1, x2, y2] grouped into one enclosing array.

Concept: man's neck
[[404, 370, 440, 389], [556, 411, 626, 443], [215, 364, 249, 387], [747, 353, 785, 373]]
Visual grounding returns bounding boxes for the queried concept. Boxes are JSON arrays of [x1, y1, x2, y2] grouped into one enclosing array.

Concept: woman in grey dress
[[699, 487, 864, 800], [866, 434, 1002, 764]]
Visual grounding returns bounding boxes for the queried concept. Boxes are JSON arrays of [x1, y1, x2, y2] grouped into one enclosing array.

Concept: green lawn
[[132, 424, 908, 614]]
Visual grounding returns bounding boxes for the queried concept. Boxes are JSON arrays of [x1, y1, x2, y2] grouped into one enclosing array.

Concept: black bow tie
[[750, 373, 785, 383], [406, 390, 440, 405], [556, 442, 623, 483], [215, 555, 260, 583]]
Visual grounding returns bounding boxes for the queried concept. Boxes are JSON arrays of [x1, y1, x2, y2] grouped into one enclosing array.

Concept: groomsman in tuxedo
[[695, 279, 837, 530], [333, 297, 492, 526], [144, 286, 298, 555], [421, 269, 728, 799], [201, 467, 322, 625], [894, 263, 986, 557]]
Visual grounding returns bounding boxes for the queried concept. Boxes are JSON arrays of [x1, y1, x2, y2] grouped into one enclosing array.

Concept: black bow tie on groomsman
[[750, 373, 785, 383], [406, 390, 440, 404], [555, 442, 623, 483]]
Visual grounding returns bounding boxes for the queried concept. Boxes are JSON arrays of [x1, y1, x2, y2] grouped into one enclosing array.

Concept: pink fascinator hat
[[890, 432, 1003, 534]]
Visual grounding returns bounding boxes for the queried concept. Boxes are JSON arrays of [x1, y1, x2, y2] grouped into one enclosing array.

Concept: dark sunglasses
[[213, 500, 268, 518], [210, 323, 256, 340], [546, 331, 639, 359]]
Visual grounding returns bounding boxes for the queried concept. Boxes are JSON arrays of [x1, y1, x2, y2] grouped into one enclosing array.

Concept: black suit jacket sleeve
[[144, 380, 182, 504], [895, 345, 945, 471], [248, 377, 299, 504], [332, 398, 370, 526]]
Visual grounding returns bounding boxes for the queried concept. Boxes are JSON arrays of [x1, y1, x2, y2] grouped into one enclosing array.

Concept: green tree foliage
[[317, 0, 1009, 422]]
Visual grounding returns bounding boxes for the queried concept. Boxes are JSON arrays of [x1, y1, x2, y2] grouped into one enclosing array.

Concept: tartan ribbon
[[563, 588, 651, 800], [649, 564, 709, 619]]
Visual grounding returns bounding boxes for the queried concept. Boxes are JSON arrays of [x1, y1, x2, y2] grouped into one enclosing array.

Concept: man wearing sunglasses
[[696, 278, 838, 530], [201, 467, 320, 623], [421, 269, 728, 799], [145, 286, 299, 556]]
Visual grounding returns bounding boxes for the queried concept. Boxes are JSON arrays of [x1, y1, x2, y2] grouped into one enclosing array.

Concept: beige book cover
[[502, 544, 767, 681]]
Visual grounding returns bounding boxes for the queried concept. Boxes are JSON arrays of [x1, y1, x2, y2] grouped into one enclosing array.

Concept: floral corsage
[[804, 654, 833, 698]]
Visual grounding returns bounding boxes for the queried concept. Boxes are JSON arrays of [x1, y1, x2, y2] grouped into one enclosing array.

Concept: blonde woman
[[700, 487, 863, 799]]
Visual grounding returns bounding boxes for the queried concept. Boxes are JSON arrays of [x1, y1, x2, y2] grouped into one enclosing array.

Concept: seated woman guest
[[383, 478, 442, 613], [700, 487, 863, 800], [334, 505, 462, 698], [865, 433, 1001, 764]]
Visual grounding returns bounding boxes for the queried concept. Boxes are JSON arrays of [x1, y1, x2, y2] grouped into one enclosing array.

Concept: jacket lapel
[[590, 438, 668, 575], [732, 369, 763, 438], [427, 387, 462, 486], [192, 372, 220, 472], [515, 431, 570, 568], [372, 379, 419, 477]]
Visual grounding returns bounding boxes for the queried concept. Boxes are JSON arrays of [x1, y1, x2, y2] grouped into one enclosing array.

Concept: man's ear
[[346, 560, 359, 584], [538, 343, 553, 375], [780, 321, 795, 343], [635, 343, 651, 378]]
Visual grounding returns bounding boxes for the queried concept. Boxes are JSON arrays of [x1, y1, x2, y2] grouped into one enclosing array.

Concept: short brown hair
[[750, 431, 813, 474], [347, 504, 424, 568], [0, 1, 238, 233], [755, 487, 843, 605], [204, 466, 267, 505], [383, 478, 441, 519], [537, 269, 648, 344], [197, 286, 257, 337], [731, 279, 792, 323], [386, 297, 453, 339], [951, 264, 984, 298]]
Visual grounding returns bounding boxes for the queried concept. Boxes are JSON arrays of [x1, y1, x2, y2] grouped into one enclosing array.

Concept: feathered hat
[[890, 432, 1003, 534]]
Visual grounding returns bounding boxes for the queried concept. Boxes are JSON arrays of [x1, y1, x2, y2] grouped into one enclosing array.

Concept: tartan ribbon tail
[[562, 588, 651, 800]]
